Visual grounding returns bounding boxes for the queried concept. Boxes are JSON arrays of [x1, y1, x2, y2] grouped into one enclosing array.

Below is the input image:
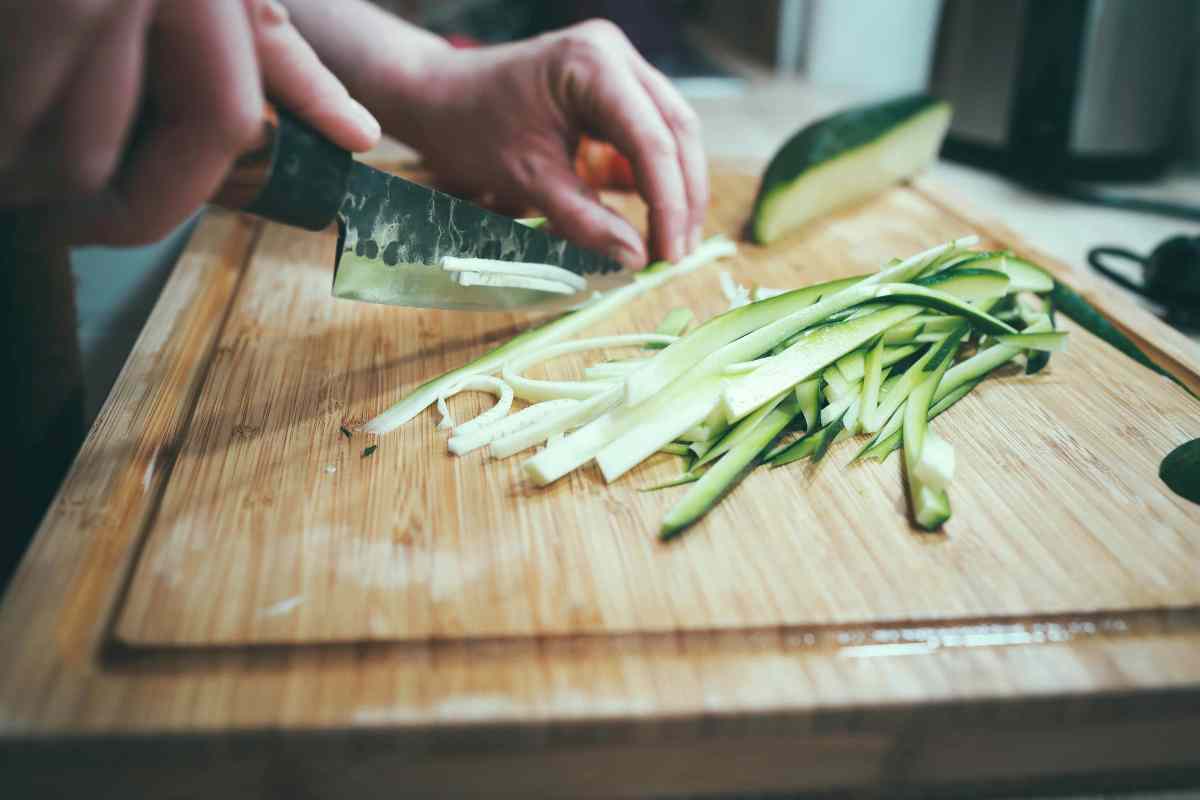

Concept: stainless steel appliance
[[930, 0, 1196, 182]]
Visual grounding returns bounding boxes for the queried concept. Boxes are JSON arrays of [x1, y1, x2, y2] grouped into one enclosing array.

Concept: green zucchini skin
[[1159, 439, 1200, 505], [752, 94, 951, 244], [1049, 280, 1196, 398], [660, 401, 798, 541]]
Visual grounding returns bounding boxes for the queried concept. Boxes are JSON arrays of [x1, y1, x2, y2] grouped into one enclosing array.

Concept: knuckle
[[212, 99, 264, 153], [641, 131, 677, 162], [576, 18, 624, 42], [60, 148, 117, 195], [558, 19, 620, 60], [666, 106, 700, 137]]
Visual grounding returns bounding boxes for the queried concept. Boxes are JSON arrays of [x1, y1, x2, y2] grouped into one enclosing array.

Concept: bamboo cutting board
[[110, 167, 1200, 648], [5, 163, 1200, 798]]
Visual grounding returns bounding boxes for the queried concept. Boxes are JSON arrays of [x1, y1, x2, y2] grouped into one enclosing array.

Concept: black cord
[[1086, 246, 1146, 295]]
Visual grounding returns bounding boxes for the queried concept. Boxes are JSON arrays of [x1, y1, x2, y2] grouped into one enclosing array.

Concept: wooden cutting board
[[109, 167, 1200, 647], [3, 164, 1200, 798]]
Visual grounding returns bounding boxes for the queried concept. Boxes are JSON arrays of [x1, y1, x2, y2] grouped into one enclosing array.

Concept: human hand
[[387, 20, 708, 269], [0, 0, 381, 246]]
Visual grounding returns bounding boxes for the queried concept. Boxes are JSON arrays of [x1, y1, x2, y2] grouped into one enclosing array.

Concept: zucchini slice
[[660, 400, 798, 540], [752, 94, 952, 243]]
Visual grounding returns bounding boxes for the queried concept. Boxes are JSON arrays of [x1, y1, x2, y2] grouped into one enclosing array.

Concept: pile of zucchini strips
[[364, 235, 1065, 539]]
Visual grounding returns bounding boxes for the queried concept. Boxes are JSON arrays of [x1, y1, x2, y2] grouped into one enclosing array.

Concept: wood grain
[[1, 166, 1198, 798], [112, 170, 1200, 647]]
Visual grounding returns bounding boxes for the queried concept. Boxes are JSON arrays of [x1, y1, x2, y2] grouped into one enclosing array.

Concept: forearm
[[280, 0, 452, 147]]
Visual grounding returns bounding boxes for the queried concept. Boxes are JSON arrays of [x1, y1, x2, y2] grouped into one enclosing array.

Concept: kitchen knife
[[213, 105, 628, 311]]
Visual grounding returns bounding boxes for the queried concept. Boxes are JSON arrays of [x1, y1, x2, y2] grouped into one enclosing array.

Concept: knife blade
[[213, 105, 629, 311]]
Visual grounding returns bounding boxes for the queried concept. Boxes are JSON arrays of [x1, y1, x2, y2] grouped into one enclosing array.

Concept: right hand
[[0, 0, 381, 246]]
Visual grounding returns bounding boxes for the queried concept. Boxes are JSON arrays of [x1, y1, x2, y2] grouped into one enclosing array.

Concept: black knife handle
[[212, 103, 352, 231]]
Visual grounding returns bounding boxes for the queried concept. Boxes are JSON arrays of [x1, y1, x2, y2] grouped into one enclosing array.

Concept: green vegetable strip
[[722, 275, 1017, 422], [641, 471, 703, 492], [490, 386, 621, 459], [951, 251, 1054, 293], [694, 391, 788, 469], [862, 338, 941, 434], [1049, 280, 1197, 398], [836, 350, 865, 383], [795, 378, 821, 432], [811, 413, 848, 462], [596, 379, 725, 483], [725, 304, 923, 421], [855, 380, 981, 463], [656, 307, 693, 336], [766, 429, 822, 466], [626, 237, 976, 407], [525, 373, 721, 486], [995, 332, 1068, 352], [836, 343, 919, 382], [622, 276, 859, 406], [860, 335, 885, 430], [660, 399, 799, 540], [915, 267, 1012, 302], [362, 235, 736, 435], [822, 367, 854, 399], [903, 348, 958, 531]]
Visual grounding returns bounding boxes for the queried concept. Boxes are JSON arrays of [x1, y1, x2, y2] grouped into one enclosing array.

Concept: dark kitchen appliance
[[930, 0, 1196, 184]]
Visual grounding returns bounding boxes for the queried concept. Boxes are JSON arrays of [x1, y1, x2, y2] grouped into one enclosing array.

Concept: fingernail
[[610, 243, 645, 270], [348, 98, 381, 142], [261, 0, 290, 24], [689, 225, 702, 251]]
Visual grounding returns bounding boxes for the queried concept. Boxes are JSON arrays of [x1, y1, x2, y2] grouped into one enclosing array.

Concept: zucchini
[[722, 275, 1008, 423], [752, 94, 952, 243], [693, 392, 788, 469], [954, 251, 1054, 293], [995, 332, 1068, 352], [645, 307, 693, 349], [795, 378, 821, 432], [860, 336, 886, 427], [855, 379, 981, 463], [1049, 280, 1197, 399], [903, 340, 960, 531], [660, 399, 799, 540], [1159, 439, 1200, 505]]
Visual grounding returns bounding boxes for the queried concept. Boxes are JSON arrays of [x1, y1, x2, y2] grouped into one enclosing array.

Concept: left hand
[[382, 20, 708, 270]]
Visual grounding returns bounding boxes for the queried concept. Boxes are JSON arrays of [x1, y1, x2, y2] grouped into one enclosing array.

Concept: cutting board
[[4, 164, 1200, 798], [109, 166, 1200, 647]]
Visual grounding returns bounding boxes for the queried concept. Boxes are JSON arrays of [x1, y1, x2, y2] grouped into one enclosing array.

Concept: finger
[[63, 0, 265, 245], [632, 59, 708, 252], [554, 31, 690, 262], [247, 0, 380, 153], [516, 150, 647, 270], [49, 0, 151, 197]]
